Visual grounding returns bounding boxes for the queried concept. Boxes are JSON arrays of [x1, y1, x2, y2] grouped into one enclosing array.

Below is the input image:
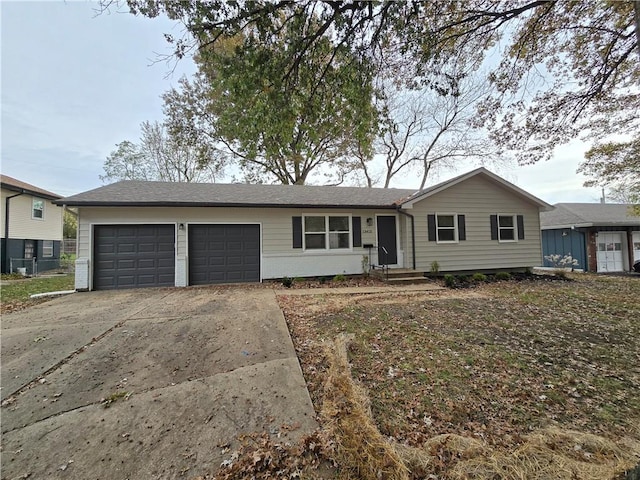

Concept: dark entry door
[[376, 216, 397, 265], [188, 224, 260, 285]]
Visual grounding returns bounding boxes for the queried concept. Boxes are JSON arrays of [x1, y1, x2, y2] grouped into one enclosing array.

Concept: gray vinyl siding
[[408, 175, 543, 272], [77, 207, 393, 257], [76, 206, 401, 284]]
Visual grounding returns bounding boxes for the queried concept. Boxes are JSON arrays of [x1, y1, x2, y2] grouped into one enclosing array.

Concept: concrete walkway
[[275, 283, 444, 296], [1, 288, 317, 480]]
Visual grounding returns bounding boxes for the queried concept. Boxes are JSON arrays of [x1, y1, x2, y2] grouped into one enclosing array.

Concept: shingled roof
[[541, 203, 640, 229], [1, 175, 61, 200], [56, 180, 418, 209]]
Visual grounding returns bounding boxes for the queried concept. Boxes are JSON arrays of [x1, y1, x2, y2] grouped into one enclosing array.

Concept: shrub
[[333, 274, 347, 282], [443, 274, 456, 288], [293, 277, 305, 283], [281, 276, 293, 288], [430, 261, 440, 275], [544, 253, 579, 269], [524, 267, 533, 276], [554, 269, 567, 279], [319, 276, 328, 284], [457, 275, 470, 284], [472, 273, 487, 282], [495, 271, 511, 281]]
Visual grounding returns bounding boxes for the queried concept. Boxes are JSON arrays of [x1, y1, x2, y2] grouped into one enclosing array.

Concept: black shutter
[[427, 214, 436, 241], [292, 217, 302, 248], [517, 215, 525, 240], [352, 217, 362, 247], [458, 215, 466, 241], [490, 215, 498, 240]]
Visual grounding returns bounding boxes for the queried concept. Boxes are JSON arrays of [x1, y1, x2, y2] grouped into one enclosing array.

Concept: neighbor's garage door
[[93, 225, 175, 290], [596, 232, 624, 272], [188, 224, 260, 285]]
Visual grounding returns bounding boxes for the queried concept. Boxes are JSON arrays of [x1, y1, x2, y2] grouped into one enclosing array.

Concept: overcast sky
[[1, 1, 604, 203]]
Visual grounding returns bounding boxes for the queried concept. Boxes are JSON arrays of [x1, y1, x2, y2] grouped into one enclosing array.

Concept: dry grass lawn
[[278, 273, 640, 479]]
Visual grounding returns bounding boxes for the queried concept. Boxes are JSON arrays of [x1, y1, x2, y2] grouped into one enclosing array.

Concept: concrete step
[[371, 269, 424, 279], [385, 276, 431, 285]]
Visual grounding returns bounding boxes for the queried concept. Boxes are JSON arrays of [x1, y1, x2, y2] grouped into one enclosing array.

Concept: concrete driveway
[[1, 288, 317, 479]]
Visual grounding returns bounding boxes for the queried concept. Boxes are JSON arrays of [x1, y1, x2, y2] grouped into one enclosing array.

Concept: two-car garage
[[93, 224, 260, 290]]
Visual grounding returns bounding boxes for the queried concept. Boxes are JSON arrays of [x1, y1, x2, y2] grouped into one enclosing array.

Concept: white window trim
[[32, 198, 45, 221], [43, 240, 54, 257], [497, 214, 517, 243], [302, 214, 352, 252], [435, 212, 459, 244]]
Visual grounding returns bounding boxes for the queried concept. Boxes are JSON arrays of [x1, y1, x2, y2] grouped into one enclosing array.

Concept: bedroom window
[[43, 240, 54, 257], [428, 214, 466, 242], [436, 214, 457, 242], [303, 215, 350, 250], [490, 214, 524, 242], [32, 199, 44, 219], [498, 215, 516, 241]]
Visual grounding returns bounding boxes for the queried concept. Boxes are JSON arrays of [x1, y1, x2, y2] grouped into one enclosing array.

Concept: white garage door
[[596, 232, 624, 272]]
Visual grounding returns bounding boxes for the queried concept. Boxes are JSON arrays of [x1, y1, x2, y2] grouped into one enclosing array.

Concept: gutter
[[52, 201, 401, 210], [396, 207, 416, 270]]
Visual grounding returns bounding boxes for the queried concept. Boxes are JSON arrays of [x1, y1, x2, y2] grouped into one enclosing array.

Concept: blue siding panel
[[541, 229, 587, 270]]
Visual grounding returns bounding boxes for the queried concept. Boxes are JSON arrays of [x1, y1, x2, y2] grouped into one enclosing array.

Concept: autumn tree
[[120, 0, 638, 173], [578, 138, 640, 206], [369, 58, 502, 189], [101, 121, 221, 183]]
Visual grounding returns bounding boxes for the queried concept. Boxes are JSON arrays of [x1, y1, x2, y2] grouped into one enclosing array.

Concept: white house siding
[[407, 175, 543, 272], [76, 206, 401, 289], [0, 188, 63, 241]]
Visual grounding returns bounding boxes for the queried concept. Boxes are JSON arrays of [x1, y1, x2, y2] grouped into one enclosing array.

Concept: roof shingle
[[1, 175, 61, 199], [56, 180, 418, 208], [541, 203, 640, 228]]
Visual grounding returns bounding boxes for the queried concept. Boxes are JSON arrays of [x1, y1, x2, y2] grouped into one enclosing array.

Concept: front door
[[376, 216, 397, 265], [24, 240, 34, 259], [596, 232, 624, 272]]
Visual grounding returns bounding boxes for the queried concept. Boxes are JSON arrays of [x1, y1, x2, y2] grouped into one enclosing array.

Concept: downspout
[[4, 190, 25, 271], [396, 207, 416, 270]]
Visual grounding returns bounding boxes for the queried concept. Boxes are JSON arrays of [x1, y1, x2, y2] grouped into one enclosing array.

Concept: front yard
[[0, 274, 75, 313], [279, 274, 640, 479]]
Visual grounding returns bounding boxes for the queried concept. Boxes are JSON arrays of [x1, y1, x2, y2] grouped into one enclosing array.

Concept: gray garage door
[[189, 224, 260, 285], [94, 225, 175, 290]]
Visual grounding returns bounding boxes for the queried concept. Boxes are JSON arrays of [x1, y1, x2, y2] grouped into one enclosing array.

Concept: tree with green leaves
[[117, 0, 638, 176], [101, 121, 221, 183], [161, 21, 378, 185]]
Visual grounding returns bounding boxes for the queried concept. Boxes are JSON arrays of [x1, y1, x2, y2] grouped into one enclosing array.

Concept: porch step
[[385, 276, 432, 285], [371, 268, 431, 284]]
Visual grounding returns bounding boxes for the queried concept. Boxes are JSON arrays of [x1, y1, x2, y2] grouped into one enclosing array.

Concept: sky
[[1, 1, 604, 203]]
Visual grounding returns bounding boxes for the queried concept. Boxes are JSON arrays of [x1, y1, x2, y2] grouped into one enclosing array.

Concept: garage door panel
[[94, 225, 175, 290], [117, 259, 136, 269], [189, 225, 260, 285]]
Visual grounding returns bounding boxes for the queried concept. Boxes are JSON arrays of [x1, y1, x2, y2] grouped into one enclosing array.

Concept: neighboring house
[[1, 175, 64, 274], [56, 167, 552, 291], [540, 203, 640, 273]]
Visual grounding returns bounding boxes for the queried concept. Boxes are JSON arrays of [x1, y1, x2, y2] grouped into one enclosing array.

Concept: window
[[304, 216, 326, 249], [43, 240, 54, 257], [428, 214, 466, 242], [303, 215, 351, 250], [498, 215, 516, 241], [490, 214, 524, 242], [32, 199, 44, 219], [436, 214, 457, 242]]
